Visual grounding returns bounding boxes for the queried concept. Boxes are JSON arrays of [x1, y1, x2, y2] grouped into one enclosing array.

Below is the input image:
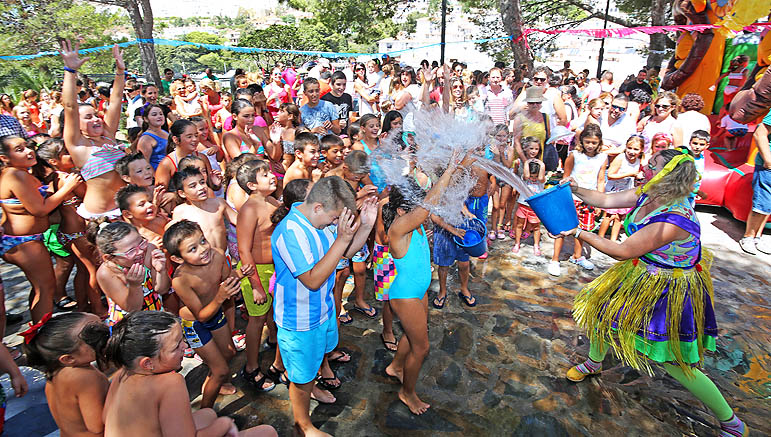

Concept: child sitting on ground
[[284, 132, 323, 185], [93, 221, 169, 326], [24, 312, 107, 437], [513, 160, 545, 255], [164, 220, 245, 408], [235, 159, 280, 392], [101, 311, 277, 437]]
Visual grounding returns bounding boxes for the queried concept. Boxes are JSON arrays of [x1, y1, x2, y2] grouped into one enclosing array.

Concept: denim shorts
[[752, 165, 771, 215], [432, 228, 469, 266]]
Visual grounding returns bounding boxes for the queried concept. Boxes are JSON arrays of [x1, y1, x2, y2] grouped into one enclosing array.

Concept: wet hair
[[104, 311, 179, 370], [236, 159, 270, 194], [576, 124, 603, 153], [178, 154, 207, 174], [279, 102, 301, 127], [114, 152, 148, 177], [382, 180, 426, 233], [163, 219, 203, 258], [224, 152, 258, 188], [347, 121, 360, 139], [381, 111, 403, 134], [170, 166, 203, 194], [167, 119, 196, 154], [116, 184, 150, 212], [32, 137, 65, 179], [234, 88, 254, 101], [24, 312, 110, 379], [690, 130, 710, 143], [93, 221, 137, 256], [294, 131, 320, 153], [527, 160, 541, 175], [305, 175, 355, 212], [358, 113, 380, 133], [320, 134, 343, 152], [230, 98, 254, 125], [344, 150, 369, 174], [647, 147, 698, 203], [680, 93, 705, 112], [272, 179, 311, 224], [0, 135, 26, 170], [303, 77, 319, 90]]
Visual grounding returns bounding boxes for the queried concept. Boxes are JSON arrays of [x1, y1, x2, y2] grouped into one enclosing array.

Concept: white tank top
[[605, 155, 639, 193], [571, 150, 607, 191]]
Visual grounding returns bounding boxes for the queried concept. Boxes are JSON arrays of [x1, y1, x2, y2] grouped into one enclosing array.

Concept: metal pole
[[596, 0, 610, 79], [440, 0, 447, 65]]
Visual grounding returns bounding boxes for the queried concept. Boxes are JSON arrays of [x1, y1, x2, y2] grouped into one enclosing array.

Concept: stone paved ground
[[2, 205, 769, 437]]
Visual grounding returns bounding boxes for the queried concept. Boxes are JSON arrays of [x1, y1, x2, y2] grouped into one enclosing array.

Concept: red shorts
[[575, 200, 596, 231], [516, 204, 541, 224]]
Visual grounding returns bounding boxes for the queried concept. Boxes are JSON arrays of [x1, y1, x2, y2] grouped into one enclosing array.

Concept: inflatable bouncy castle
[[663, 0, 771, 224]]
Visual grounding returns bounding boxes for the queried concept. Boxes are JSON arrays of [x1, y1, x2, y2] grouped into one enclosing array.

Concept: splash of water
[[371, 108, 535, 225]]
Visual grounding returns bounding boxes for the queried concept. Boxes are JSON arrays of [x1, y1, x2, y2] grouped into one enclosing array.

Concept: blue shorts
[[351, 244, 369, 263], [728, 127, 748, 137], [181, 309, 227, 349], [752, 165, 771, 215], [277, 316, 338, 384], [465, 194, 489, 223], [432, 228, 469, 266]]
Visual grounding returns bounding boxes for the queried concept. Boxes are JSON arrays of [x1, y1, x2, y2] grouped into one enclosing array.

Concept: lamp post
[[440, 0, 447, 65], [596, 0, 610, 78]]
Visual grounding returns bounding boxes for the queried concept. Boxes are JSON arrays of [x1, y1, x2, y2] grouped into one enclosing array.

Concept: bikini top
[[163, 150, 203, 172], [80, 137, 127, 180], [0, 185, 49, 205], [236, 130, 265, 155]]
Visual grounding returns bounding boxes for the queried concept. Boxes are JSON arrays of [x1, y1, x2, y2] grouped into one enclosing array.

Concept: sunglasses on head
[[611, 104, 627, 112]]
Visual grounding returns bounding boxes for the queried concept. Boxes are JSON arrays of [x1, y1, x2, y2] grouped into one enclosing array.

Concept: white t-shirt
[[676, 111, 711, 146], [599, 112, 636, 149]]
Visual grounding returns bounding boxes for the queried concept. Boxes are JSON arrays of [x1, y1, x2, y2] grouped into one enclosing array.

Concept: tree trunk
[[126, 0, 162, 86], [500, 0, 532, 70], [646, 0, 668, 68]]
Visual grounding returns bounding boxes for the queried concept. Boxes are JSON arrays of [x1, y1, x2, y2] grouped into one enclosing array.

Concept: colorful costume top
[[573, 194, 717, 375], [106, 266, 164, 326]]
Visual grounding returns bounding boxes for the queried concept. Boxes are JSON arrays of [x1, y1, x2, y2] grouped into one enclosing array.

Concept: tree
[[239, 22, 346, 66], [87, 0, 162, 86]]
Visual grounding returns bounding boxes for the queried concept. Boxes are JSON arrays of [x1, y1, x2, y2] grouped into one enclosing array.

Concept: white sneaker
[[755, 237, 771, 255], [570, 256, 595, 270], [547, 260, 561, 277], [739, 237, 758, 255]]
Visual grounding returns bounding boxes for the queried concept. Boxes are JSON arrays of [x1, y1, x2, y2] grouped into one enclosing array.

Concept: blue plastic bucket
[[526, 183, 578, 235], [453, 218, 487, 257]]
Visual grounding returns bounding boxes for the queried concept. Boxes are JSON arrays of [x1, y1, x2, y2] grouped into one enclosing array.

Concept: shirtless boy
[[235, 159, 280, 392], [284, 132, 322, 185], [319, 134, 344, 174], [115, 152, 175, 215], [163, 220, 243, 408]]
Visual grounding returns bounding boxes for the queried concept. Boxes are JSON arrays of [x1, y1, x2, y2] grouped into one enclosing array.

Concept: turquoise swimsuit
[[389, 225, 431, 300]]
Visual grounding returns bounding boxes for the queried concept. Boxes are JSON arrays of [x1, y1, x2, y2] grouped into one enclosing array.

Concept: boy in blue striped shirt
[[272, 176, 377, 437]]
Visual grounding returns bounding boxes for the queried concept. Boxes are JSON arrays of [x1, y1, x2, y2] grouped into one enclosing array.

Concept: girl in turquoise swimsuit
[[382, 151, 475, 416]]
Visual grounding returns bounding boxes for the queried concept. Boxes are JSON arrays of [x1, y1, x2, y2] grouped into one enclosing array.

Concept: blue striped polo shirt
[[271, 203, 337, 331]]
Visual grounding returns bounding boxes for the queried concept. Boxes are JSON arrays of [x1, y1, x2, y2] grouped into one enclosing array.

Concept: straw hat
[[524, 86, 547, 103]]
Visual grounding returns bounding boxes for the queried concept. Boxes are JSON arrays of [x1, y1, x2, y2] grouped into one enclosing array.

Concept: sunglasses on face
[[611, 104, 627, 112], [452, 84, 464, 89], [532, 77, 547, 83], [655, 104, 671, 110]]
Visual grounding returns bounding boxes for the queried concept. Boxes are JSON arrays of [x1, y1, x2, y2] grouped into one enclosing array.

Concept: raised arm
[[102, 45, 126, 136], [60, 40, 90, 161]]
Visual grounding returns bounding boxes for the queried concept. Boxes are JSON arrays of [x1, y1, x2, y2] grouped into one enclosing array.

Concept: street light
[[596, 0, 610, 79], [440, 0, 447, 65]]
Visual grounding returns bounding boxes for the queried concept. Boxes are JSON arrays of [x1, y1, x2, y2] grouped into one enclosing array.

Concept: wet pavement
[[2, 205, 770, 437]]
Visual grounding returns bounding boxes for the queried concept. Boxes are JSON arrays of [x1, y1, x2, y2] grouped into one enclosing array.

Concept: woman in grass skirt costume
[[562, 147, 748, 437]]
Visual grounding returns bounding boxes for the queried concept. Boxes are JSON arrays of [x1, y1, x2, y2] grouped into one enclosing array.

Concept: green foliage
[[238, 21, 347, 65], [0, 0, 126, 93]]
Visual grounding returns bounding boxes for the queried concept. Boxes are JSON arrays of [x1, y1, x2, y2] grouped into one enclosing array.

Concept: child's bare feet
[[293, 423, 332, 437], [219, 383, 237, 395], [384, 363, 403, 383], [310, 385, 336, 404], [398, 388, 430, 415]]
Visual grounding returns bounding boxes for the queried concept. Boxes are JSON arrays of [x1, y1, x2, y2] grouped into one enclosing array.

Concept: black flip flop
[[458, 292, 477, 307], [266, 365, 289, 386], [55, 296, 77, 310], [432, 296, 446, 309], [242, 366, 276, 392], [316, 373, 341, 390], [381, 333, 398, 352], [328, 350, 351, 363]]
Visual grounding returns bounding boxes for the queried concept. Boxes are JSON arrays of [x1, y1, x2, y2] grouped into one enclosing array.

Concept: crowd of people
[[0, 39, 763, 437]]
